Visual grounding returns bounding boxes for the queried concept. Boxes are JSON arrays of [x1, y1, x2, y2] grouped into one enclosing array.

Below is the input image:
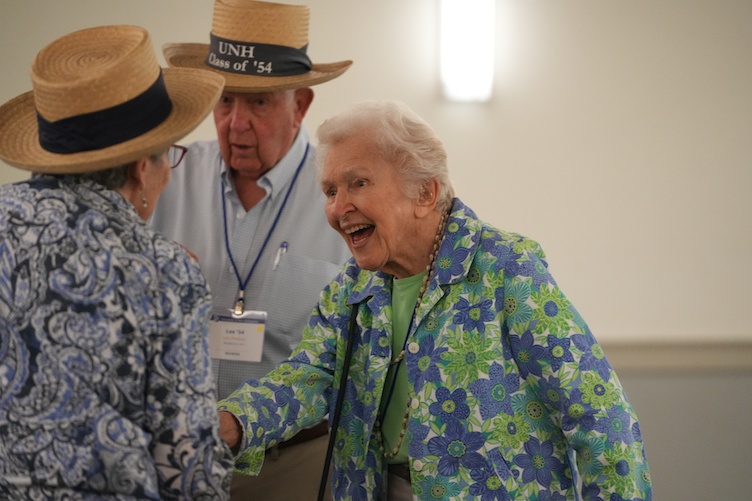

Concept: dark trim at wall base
[[600, 340, 752, 374]]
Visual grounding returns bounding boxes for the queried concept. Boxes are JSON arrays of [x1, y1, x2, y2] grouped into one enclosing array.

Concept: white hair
[[316, 100, 454, 212]]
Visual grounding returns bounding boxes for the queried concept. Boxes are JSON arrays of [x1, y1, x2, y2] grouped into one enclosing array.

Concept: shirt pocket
[[264, 253, 342, 350]]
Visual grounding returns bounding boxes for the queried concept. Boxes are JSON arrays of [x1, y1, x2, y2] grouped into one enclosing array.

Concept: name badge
[[209, 309, 268, 362]]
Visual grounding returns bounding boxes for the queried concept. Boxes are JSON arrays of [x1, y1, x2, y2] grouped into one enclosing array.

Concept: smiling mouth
[[345, 224, 374, 245]]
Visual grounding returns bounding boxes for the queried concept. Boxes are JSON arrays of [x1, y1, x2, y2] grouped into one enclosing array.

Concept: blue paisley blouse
[[0, 175, 232, 500], [219, 198, 652, 501]]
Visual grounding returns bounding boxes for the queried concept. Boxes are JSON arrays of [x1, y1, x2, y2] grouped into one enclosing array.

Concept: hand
[[219, 410, 242, 451], [176, 242, 199, 262]]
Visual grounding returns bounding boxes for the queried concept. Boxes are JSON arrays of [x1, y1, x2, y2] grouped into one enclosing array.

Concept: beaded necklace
[[375, 209, 449, 460]]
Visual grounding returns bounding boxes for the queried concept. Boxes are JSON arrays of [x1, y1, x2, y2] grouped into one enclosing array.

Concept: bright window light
[[440, 0, 495, 102]]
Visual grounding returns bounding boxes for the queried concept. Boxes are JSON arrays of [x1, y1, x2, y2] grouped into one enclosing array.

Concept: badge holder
[[209, 307, 268, 362]]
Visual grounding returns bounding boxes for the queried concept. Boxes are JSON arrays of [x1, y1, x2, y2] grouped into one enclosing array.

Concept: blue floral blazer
[[0, 176, 232, 499], [220, 198, 652, 501]]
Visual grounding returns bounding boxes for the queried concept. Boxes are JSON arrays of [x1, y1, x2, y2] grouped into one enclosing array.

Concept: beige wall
[[2, 2, 751, 499], [611, 354, 752, 501], [3, 1, 750, 346]]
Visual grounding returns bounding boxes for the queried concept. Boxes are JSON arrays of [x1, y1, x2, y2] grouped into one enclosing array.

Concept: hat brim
[[0, 67, 224, 174], [163, 43, 352, 93]]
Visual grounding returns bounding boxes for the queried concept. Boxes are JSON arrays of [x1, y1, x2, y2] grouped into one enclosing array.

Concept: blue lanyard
[[221, 143, 309, 314]]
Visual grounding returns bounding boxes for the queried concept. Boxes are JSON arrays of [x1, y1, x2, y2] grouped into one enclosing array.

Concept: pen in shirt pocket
[[273, 241, 288, 270]]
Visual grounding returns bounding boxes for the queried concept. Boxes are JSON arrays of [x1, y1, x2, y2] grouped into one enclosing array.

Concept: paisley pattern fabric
[[0, 175, 232, 500], [220, 198, 652, 501]]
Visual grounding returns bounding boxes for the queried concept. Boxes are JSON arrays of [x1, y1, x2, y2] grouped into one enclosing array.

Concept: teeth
[[344, 224, 371, 235]]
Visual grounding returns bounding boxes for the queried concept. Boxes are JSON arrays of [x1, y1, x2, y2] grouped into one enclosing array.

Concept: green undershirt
[[380, 271, 424, 464]]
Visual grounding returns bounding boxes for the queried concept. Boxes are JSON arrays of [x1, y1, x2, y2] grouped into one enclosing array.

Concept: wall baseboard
[[600, 340, 752, 374]]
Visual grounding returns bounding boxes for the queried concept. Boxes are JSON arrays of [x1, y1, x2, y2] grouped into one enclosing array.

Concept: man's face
[[213, 88, 311, 180]]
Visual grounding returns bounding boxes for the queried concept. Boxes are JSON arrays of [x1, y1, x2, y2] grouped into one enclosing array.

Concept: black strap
[[207, 33, 312, 76], [37, 72, 172, 154], [317, 304, 359, 501]]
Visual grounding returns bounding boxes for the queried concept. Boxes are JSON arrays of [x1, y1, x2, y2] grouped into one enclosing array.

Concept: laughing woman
[[218, 101, 652, 501]]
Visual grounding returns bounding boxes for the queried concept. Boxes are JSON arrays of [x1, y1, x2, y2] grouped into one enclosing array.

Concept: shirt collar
[[53, 175, 141, 219]]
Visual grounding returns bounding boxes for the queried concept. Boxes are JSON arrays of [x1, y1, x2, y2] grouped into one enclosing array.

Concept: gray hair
[[79, 164, 131, 189], [315, 101, 454, 212], [77, 151, 164, 189]]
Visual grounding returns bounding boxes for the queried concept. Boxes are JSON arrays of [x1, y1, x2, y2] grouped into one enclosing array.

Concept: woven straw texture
[[0, 25, 225, 174], [163, 0, 352, 92], [214, 0, 310, 47], [31, 25, 160, 122]]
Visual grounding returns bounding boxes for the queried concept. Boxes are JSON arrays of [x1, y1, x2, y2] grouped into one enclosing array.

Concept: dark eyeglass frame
[[169, 144, 188, 169]]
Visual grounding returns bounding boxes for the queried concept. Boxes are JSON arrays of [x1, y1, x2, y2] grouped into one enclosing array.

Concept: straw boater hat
[[0, 25, 225, 174], [163, 0, 352, 92]]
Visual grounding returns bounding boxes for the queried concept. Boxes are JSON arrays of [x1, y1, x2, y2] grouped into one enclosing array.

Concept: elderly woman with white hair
[[218, 101, 652, 501]]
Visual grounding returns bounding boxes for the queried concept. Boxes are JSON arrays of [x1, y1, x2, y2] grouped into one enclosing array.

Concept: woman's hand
[[219, 410, 242, 453]]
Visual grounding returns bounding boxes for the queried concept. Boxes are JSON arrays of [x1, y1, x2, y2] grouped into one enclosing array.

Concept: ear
[[415, 178, 440, 218], [293, 88, 314, 124], [117, 157, 152, 216], [127, 157, 150, 191]]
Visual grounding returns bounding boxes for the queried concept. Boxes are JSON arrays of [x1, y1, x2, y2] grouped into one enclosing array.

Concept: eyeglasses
[[169, 144, 188, 169]]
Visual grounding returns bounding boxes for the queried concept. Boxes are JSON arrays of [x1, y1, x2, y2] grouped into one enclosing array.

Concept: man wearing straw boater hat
[[0, 25, 233, 498], [148, 0, 352, 498]]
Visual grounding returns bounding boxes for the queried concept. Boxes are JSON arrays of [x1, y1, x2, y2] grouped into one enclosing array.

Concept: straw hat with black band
[[163, 0, 352, 92], [0, 25, 225, 174]]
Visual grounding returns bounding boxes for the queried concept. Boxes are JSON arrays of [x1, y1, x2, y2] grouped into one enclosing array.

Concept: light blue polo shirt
[[150, 127, 352, 398]]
